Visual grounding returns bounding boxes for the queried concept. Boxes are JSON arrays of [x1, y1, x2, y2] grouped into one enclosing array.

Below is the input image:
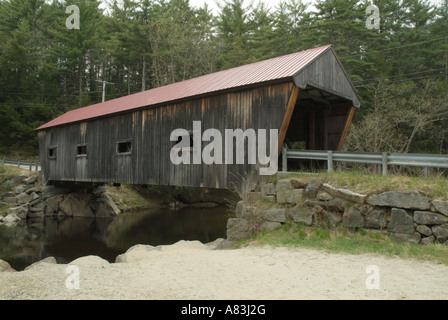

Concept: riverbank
[[1, 240, 448, 300]]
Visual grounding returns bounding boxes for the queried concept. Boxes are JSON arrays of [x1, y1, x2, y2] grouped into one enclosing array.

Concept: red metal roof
[[36, 45, 332, 130]]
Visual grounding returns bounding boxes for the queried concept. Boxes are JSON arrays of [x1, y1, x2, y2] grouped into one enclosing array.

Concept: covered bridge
[[36, 44, 361, 189]]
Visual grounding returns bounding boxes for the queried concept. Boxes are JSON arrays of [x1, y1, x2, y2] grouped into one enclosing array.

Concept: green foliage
[[1, 0, 448, 156]]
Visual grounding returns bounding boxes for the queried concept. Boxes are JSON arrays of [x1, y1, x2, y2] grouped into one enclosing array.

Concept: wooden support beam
[[277, 86, 300, 153], [337, 106, 356, 151]]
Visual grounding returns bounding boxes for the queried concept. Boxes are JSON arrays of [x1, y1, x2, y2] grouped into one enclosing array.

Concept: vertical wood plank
[[337, 106, 356, 151]]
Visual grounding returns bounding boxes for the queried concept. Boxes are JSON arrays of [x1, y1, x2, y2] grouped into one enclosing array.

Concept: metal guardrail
[[282, 149, 448, 176], [1, 159, 40, 171]]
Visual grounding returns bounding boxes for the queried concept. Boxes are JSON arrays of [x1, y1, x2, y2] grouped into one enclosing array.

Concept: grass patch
[[276, 170, 448, 199], [236, 223, 448, 266]]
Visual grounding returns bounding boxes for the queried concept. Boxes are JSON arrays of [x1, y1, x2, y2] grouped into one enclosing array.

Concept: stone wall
[[0, 174, 120, 227], [227, 177, 448, 245]]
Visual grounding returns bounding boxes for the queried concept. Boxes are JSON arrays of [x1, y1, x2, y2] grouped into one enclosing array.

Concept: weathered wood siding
[[38, 81, 296, 189], [293, 49, 361, 108]]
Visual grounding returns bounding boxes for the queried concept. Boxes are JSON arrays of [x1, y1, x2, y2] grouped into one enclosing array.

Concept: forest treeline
[[1, 0, 448, 156]]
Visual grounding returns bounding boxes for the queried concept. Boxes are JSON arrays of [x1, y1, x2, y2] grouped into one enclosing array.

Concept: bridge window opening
[[77, 144, 87, 156], [48, 146, 57, 159], [117, 141, 132, 155]]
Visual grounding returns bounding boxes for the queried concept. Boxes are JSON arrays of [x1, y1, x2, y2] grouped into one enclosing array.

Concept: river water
[[0, 206, 232, 271]]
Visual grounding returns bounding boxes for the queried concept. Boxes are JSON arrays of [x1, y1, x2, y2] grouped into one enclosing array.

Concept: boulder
[[244, 192, 262, 203], [304, 198, 347, 213], [432, 225, 448, 242], [286, 206, 314, 226], [416, 225, 432, 237], [414, 211, 448, 225], [59, 193, 95, 217], [259, 221, 281, 232], [0, 259, 15, 272], [431, 200, 448, 216], [95, 194, 120, 217], [275, 179, 294, 192], [24, 256, 57, 270], [387, 208, 415, 234], [263, 183, 276, 196], [226, 218, 251, 241], [365, 207, 388, 229], [389, 232, 421, 244], [303, 179, 323, 199], [277, 189, 303, 204], [14, 185, 26, 195], [366, 191, 430, 210], [235, 200, 246, 218], [7, 205, 28, 219], [45, 194, 65, 215], [255, 207, 286, 223], [322, 183, 366, 204], [316, 191, 333, 201], [342, 206, 366, 228], [421, 236, 435, 245], [24, 175, 38, 185], [15, 192, 32, 205]]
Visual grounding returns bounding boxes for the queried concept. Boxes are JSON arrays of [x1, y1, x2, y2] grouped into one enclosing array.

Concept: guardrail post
[[282, 148, 288, 172], [382, 152, 388, 176], [327, 150, 333, 173], [424, 167, 428, 178]]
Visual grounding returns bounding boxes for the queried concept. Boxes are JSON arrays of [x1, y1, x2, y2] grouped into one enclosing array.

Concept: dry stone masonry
[[227, 177, 448, 245], [0, 174, 120, 227]]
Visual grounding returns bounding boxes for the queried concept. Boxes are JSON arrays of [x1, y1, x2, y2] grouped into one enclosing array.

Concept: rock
[[263, 183, 276, 196], [389, 232, 421, 244], [256, 207, 286, 223], [227, 218, 251, 241], [303, 179, 323, 199], [28, 210, 45, 218], [92, 186, 107, 196], [2, 213, 20, 224], [322, 183, 366, 204], [421, 236, 435, 245], [24, 175, 38, 185], [244, 192, 262, 203], [59, 193, 95, 217], [206, 238, 234, 250], [316, 191, 333, 201], [115, 244, 159, 263], [414, 211, 448, 225], [15, 192, 32, 205], [14, 185, 26, 195], [431, 200, 448, 217], [235, 200, 246, 218], [366, 191, 430, 210], [365, 207, 388, 229], [3, 197, 17, 204], [275, 179, 293, 192], [263, 195, 276, 203], [0, 259, 15, 272], [387, 208, 415, 234], [259, 221, 281, 232], [416, 225, 432, 237], [95, 194, 120, 217], [29, 201, 46, 213], [24, 256, 57, 270], [304, 198, 347, 212], [7, 205, 28, 219], [277, 189, 303, 204], [289, 178, 307, 189], [432, 225, 448, 242], [45, 194, 65, 215], [286, 206, 314, 226], [342, 206, 366, 228]]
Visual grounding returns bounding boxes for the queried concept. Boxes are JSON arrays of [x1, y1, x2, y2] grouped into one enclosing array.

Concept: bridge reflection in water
[[0, 206, 231, 271]]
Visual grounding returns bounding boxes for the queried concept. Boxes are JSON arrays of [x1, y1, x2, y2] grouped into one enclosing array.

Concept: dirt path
[[1, 240, 447, 300]]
